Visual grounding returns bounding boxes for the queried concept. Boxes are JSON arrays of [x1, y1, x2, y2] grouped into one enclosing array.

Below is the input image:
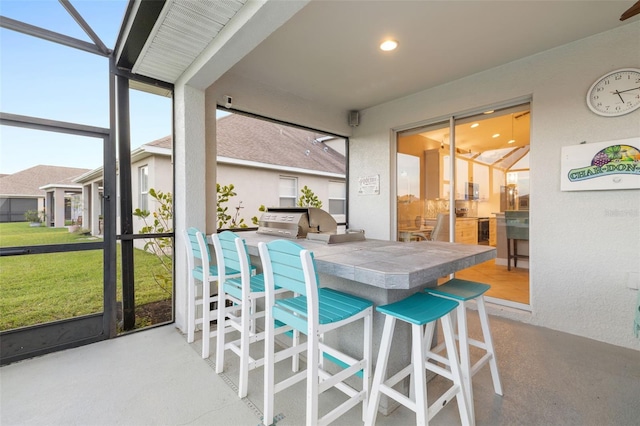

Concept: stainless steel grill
[[256, 207, 365, 244]]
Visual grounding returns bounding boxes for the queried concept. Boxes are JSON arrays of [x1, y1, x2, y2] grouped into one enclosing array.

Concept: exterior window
[[279, 176, 297, 207], [139, 165, 149, 211], [328, 181, 346, 214]]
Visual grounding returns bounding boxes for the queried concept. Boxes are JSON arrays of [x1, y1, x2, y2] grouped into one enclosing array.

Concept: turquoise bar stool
[[212, 231, 292, 399], [183, 227, 243, 359], [426, 279, 503, 420], [365, 292, 471, 426], [183, 227, 223, 353], [259, 239, 373, 426]]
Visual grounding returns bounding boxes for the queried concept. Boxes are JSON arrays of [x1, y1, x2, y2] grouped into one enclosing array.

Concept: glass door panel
[[451, 104, 531, 304], [397, 120, 450, 242], [396, 103, 531, 306]]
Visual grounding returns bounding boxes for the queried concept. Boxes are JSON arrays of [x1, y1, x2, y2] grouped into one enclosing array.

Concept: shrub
[[297, 185, 322, 208], [133, 188, 173, 296], [24, 209, 42, 223]]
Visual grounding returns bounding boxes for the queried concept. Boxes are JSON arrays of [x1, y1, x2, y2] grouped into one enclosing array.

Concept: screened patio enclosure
[[0, 1, 174, 365]]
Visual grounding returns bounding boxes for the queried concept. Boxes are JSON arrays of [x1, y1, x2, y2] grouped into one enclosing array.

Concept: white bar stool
[[259, 239, 373, 426], [426, 278, 503, 420], [365, 292, 471, 426]]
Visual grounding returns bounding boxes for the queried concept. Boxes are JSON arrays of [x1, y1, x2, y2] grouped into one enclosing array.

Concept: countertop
[[239, 231, 496, 290]]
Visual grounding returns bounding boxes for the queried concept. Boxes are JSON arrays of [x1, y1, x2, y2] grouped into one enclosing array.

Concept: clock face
[[586, 68, 640, 116]]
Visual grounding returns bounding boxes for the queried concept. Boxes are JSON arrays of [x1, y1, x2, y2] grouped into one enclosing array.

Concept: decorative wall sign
[[358, 174, 380, 195], [561, 137, 640, 191]]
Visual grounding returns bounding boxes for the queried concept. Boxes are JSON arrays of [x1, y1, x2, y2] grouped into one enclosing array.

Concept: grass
[[0, 222, 172, 331], [0, 222, 95, 246]]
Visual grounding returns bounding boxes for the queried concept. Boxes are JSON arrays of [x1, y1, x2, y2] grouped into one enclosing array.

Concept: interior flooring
[[2, 312, 639, 426], [454, 259, 529, 305]]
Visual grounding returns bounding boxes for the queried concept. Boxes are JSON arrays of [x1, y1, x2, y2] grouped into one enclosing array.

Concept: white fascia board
[[74, 167, 105, 183], [131, 146, 171, 164], [217, 156, 345, 179], [39, 183, 83, 191]]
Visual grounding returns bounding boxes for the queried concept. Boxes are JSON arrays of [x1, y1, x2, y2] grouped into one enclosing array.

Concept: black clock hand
[[613, 90, 624, 103], [614, 86, 640, 94]]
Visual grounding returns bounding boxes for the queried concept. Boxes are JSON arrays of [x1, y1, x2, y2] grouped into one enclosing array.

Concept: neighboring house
[[74, 135, 173, 239], [0, 165, 89, 226], [74, 113, 346, 240], [216, 113, 347, 225]]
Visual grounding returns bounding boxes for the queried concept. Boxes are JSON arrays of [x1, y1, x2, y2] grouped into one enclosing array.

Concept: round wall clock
[[586, 68, 640, 116]]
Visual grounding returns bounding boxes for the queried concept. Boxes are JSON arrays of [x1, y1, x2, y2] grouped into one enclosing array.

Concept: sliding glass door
[[396, 103, 531, 306]]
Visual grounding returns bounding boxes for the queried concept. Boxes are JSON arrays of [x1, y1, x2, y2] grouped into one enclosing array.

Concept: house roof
[[0, 165, 90, 197], [216, 113, 345, 175], [74, 115, 344, 184], [144, 135, 171, 150]]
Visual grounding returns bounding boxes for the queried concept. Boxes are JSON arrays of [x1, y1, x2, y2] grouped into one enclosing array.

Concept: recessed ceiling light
[[508, 139, 516, 144], [470, 123, 479, 128], [484, 110, 495, 114], [492, 133, 500, 138], [380, 40, 398, 51]]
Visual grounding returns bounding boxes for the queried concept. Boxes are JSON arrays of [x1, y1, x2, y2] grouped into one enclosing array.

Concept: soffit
[[131, 0, 247, 83]]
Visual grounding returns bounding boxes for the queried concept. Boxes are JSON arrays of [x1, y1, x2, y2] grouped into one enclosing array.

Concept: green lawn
[[0, 222, 172, 330]]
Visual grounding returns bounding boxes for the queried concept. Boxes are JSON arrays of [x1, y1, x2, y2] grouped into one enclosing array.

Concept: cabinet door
[[489, 217, 497, 246], [424, 149, 441, 199], [455, 219, 478, 245]]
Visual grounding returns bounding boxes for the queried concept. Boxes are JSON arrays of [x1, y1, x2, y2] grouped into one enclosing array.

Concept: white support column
[[174, 83, 206, 333], [54, 188, 66, 228], [91, 181, 102, 235]]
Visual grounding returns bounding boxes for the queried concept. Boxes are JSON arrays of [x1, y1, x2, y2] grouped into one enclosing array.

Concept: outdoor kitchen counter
[[239, 231, 496, 415], [240, 231, 496, 290]]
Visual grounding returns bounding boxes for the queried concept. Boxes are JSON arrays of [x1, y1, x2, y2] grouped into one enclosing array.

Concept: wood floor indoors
[[452, 259, 529, 305]]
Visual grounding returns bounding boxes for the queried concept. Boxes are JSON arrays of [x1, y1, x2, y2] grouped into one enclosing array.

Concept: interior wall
[[350, 22, 640, 350]]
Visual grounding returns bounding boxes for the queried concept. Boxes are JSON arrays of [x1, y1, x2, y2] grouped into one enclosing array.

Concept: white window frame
[[328, 180, 346, 215], [279, 176, 298, 207]]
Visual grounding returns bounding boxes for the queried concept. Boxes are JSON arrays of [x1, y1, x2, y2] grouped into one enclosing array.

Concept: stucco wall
[[204, 22, 639, 349], [216, 163, 345, 226], [350, 22, 640, 350]]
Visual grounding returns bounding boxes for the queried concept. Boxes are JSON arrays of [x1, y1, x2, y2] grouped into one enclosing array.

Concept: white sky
[[0, 0, 172, 174]]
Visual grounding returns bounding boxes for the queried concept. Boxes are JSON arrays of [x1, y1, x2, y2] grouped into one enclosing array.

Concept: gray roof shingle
[[0, 165, 90, 197], [216, 114, 345, 175]]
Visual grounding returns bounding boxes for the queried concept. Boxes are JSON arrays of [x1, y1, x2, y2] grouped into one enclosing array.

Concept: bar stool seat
[[365, 292, 471, 426], [426, 279, 503, 420]]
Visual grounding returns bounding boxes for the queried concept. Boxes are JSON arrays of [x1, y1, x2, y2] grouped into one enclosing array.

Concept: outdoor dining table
[[239, 231, 496, 414]]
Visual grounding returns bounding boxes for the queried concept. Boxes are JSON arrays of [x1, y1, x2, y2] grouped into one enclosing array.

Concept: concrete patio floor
[[2, 311, 639, 426]]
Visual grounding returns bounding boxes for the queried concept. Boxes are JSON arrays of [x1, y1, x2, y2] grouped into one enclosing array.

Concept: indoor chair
[[212, 230, 292, 398], [426, 278, 503, 420], [365, 292, 471, 426], [505, 210, 529, 271], [259, 239, 373, 426]]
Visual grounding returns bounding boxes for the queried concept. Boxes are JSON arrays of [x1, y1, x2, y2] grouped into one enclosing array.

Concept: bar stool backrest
[[505, 210, 529, 240], [214, 231, 247, 279], [262, 239, 318, 297], [185, 227, 205, 262], [186, 227, 212, 281]]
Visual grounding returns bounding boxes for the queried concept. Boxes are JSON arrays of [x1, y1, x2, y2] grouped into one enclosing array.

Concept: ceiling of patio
[[127, 1, 638, 112]]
